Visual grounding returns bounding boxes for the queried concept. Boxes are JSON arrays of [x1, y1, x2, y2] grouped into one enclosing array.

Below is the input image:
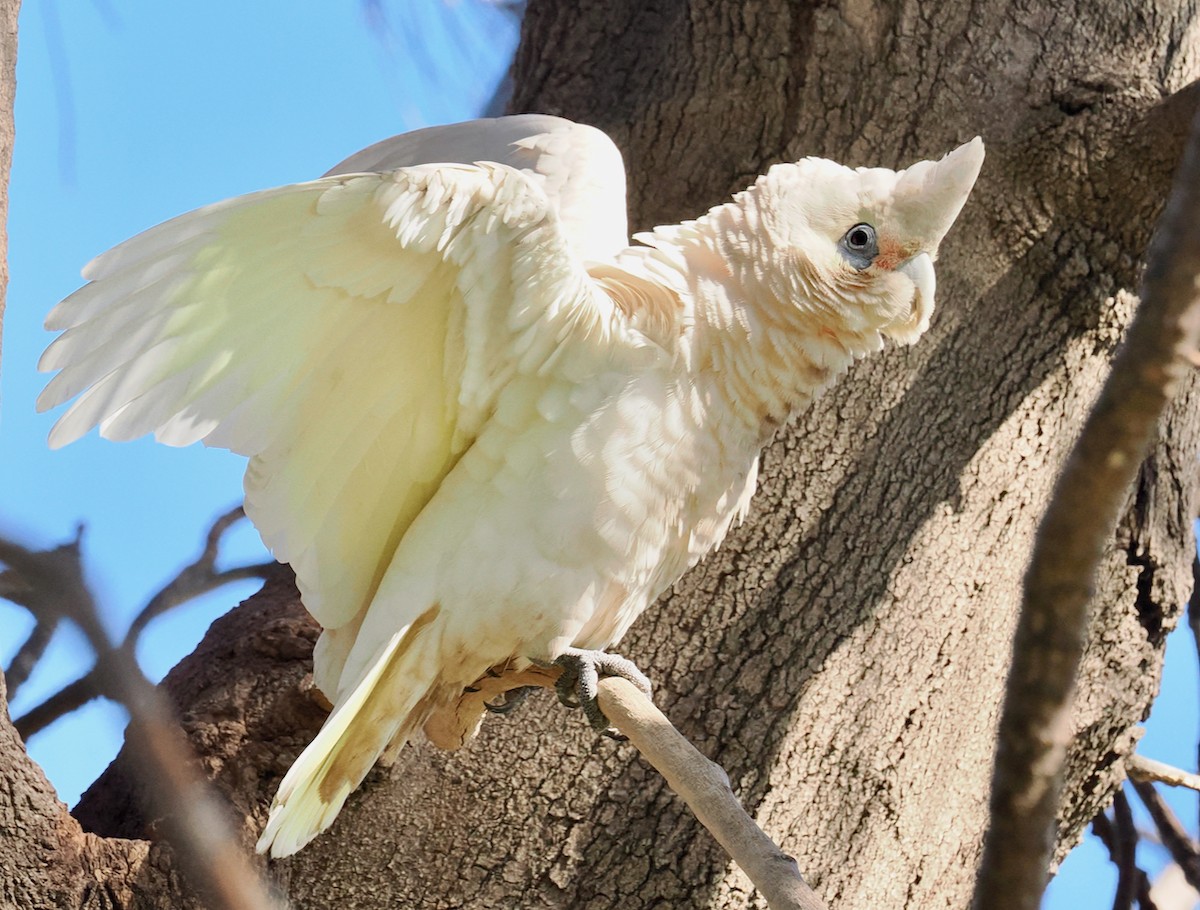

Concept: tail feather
[[256, 605, 442, 858]]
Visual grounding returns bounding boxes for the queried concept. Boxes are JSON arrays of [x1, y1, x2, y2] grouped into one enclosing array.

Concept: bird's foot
[[552, 647, 653, 736], [482, 685, 538, 715]]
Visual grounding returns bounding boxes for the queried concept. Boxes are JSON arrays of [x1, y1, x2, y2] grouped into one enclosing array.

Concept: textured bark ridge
[[5, 1, 1200, 909], [0, 0, 12, 366]]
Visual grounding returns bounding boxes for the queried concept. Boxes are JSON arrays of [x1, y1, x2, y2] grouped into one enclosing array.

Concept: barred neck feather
[[625, 185, 888, 446]]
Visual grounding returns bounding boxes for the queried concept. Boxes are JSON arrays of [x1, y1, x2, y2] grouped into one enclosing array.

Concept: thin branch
[[1113, 791, 1141, 910], [0, 529, 89, 703], [1188, 554, 1200, 835], [1129, 779, 1200, 893], [125, 506, 272, 642], [92, 652, 284, 910], [129, 563, 274, 641], [1092, 804, 1157, 910], [14, 672, 99, 739], [433, 666, 827, 910], [0, 525, 94, 626], [1127, 754, 1200, 793], [0, 520, 281, 910], [3, 614, 58, 701], [7, 506, 273, 737], [0, 528, 94, 718], [971, 100, 1200, 910], [136, 693, 278, 905]]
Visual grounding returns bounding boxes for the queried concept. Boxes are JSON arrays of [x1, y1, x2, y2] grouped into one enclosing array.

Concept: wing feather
[[39, 159, 620, 690], [324, 114, 628, 264]]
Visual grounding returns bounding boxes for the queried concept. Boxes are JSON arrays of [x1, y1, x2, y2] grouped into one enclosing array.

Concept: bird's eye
[[846, 224, 875, 251], [839, 222, 878, 269]]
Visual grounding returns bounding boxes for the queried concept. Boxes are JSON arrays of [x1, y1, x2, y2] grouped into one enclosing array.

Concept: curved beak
[[893, 138, 985, 253], [888, 252, 936, 343], [881, 139, 982, 344]]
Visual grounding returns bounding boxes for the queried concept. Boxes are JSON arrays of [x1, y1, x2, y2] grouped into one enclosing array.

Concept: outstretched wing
[[38, 158, 621, 678], [325, 114, 628, 263]]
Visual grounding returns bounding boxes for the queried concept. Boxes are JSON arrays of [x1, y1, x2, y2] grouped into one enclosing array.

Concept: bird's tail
[[256, 605, 443, 858]]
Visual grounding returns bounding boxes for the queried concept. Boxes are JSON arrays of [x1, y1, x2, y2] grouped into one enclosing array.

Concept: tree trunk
[[0, 0, 14, 368], [5, 1, 1200, 908]]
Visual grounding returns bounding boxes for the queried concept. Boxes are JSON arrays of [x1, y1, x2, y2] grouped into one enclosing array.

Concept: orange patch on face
[[873, 235, 907, 271]]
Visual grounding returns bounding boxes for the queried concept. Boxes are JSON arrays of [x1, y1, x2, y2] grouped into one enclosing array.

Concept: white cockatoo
[[38, 115, 983, 857]]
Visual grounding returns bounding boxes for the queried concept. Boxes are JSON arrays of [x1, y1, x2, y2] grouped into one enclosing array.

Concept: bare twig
[[3, 614, 58, 701], [125, 506, 274, 642], [1127, 753, 1200, 793], [433, 667, 827, 910], [0, 525, 94, 627], [7, 506, 273, 737], [1130, 779, 1200, 893], [0, 529, 93, 720], [0, 518, 281, 910], [94, 653, 284, 910], [14, 672, 98, 739], [972, 104, 1200, 910], [1093, 806, 1158, 910], [1112, 791, 1142, 910], [1188, 555, 1200, 834]]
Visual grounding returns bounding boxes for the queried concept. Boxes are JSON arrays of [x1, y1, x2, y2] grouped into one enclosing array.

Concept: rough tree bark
[[0, 0, 14, 369], [4, 1, 1200, 908]]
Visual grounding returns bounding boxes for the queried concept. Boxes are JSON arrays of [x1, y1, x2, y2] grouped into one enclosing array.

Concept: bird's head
[[754, 138, 984, 344]]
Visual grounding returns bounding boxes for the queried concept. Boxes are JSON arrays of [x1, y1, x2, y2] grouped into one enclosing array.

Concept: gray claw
[[552, 647, 653, 734], [483, 685, 536, 715]]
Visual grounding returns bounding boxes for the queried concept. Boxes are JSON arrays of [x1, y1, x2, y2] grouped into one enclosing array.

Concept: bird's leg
[[551, 647, 653, 734]]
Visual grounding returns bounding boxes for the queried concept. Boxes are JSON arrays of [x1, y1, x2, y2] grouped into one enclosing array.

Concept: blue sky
[[0, 4, 1195, 908], [1, 0, 517, 799]]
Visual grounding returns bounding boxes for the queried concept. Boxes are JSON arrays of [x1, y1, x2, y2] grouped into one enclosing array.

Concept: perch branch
[[971, 99, 1200, 910], [435, 667, 827, 910], [596, 677, 827, 910]]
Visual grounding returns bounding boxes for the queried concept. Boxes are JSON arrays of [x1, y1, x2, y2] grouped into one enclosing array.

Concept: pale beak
[[888, 252, 936, 343], [892, 138, 985, 252]]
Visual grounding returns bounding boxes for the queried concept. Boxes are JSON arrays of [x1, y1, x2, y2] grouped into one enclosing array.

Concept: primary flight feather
[[38, 114, 983, 858]]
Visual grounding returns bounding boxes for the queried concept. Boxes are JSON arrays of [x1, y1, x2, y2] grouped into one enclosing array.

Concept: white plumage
[[38, 115, 983, 858]]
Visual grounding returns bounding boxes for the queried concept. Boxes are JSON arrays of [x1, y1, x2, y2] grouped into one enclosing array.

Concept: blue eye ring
[[845, 223, 876, 251], [839, 222, 878, 269]]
